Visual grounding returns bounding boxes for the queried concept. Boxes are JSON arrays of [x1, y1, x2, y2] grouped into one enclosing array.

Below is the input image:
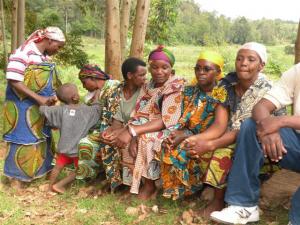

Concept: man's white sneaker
[[210, 205, 259, 224]]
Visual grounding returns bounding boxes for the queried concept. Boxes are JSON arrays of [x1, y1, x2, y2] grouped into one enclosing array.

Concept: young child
[[40, 83, 102, 193]]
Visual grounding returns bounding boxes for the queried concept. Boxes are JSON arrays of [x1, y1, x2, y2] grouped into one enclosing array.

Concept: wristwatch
[[128, 125, 137, 137]]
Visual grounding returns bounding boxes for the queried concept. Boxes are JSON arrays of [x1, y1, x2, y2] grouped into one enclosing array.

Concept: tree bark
[[120, 0, 132, 62], [11, 0, 18, 52], [105, 0, 122, 80], [295, 20, 300, 64], [17, 0, 25, 46], [0, 0, 7, 66], [130, 0, 150, 59]]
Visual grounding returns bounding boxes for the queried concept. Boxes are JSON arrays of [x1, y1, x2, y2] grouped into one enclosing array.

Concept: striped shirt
[[6, 42, 49, 81]]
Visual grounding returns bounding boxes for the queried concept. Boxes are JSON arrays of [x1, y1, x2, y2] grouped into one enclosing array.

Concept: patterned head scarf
[[21, 27, 65, 50], [238, 42, 267, 64], [78, 64, 110, 80], [148, 45, 175, 67], [191, 50, 224, 85]]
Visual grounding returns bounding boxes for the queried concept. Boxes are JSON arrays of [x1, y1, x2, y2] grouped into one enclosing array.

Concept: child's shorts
[[56, 153, 79, 168]]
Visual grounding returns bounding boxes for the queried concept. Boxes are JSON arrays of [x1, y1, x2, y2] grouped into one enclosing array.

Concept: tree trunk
[[105, 0, 122, 80], [0, 0, 7, 66], [130, 0, 150, 59], [295, 20, 300, 64], [11, 0, 18, 52], [17, 0, 25, 46], [120, 0, 132, 62], [65, 7, 68, 34]]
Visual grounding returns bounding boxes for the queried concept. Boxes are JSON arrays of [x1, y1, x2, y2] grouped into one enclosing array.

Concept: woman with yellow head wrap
[[160, 49, 229, 218], [191, 50, 224, 85]]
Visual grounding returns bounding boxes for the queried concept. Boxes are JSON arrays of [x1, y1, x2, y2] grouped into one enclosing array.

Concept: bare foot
[[10, 178, 25, 190], [138, 180, 157, 200], [197, 199, 225, 219], [52, 184, 66, 194]]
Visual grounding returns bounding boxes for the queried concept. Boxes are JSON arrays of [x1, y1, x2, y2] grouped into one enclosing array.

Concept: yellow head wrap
[[191, 50, 224, 85]]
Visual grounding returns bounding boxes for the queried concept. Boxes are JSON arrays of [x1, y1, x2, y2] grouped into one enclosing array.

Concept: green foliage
[[147, 0, 181, 44], [54, 32, 89, 69], [0, 53, 5, 70], [284, 45, 295, 55], [265, 60, 283, 77], [171, 1, 297, 46]]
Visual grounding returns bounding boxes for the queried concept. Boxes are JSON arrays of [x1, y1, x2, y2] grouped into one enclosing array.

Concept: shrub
[[284, 45, 295, 55], [54, 32, 89, 69]]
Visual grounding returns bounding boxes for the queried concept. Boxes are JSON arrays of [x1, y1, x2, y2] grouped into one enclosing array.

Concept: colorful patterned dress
[[76, 80, 123, 190], [122, 75, 185, 194], [3, 63, 61, 181], [161, 84, 229, 200]]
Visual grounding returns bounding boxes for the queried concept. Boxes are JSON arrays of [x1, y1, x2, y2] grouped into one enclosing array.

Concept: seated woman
[[76, 64, 122, 187], [160, 51, 228, 209], [113, 46, 185, 200], [188, 42, 285, 217], [99, 57, 147, 191]]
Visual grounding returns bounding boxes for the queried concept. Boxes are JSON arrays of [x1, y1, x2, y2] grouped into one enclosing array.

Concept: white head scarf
[[238, 42, 267, 64], [21, 27, 65, 50]]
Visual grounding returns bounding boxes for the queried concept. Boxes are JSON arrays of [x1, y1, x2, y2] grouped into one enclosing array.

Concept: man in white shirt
[[211, 63, 300, 225]]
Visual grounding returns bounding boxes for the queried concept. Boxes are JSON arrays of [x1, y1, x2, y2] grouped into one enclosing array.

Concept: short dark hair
[[121, 57, 146, 80], [56, 83, 77, 104]]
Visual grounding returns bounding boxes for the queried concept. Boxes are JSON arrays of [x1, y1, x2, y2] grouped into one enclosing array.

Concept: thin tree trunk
[[17, 0, 25, 46], [295, 20, 300, 64], [11, 0, 18, 52], [105, 0, 122, 80], [0, 0, 7, 66], [130, 0, 150, 59], [120, 0, 132, 62], [65, 7, 68, 34]]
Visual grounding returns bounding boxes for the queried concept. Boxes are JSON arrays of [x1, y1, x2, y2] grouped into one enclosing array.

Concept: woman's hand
[[128, 137, 138, 158], [101, 127, 126, 146], [114, 128, 133, 148], [183, 136, 214, 159], [37, 95, 57, 106], [162, 130, 188, 152]]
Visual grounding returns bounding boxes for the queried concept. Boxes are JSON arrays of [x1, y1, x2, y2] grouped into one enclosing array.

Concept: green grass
[[0, 38, 295, 224]]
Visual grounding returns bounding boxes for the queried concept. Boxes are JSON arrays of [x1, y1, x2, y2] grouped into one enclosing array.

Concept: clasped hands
[[162, 130, 214, 159], [256, 116, 287, 162], [100, 126, 137, 158]]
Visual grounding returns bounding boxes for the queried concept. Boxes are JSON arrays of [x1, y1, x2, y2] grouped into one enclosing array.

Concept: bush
[[54, 32, 89, 69], [265, 60, 283, 78], [284, 45, 295, 55]]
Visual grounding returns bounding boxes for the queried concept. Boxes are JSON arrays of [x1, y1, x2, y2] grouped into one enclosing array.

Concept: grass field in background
[[0, 38, 295, 224]]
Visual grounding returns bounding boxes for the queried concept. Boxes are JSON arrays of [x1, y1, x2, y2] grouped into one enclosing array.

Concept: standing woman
[[3, 27, 65, 187], [114, 46, 185, 199]]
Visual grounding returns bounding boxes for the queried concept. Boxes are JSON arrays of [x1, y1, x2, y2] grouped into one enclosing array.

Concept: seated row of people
[[3, 27, 299, 224]]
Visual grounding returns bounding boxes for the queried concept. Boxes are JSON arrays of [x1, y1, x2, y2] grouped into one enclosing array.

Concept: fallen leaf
[[151, 205, 159, 213], [182, 209, 194, 225], [125, 207, 139, 216], [38, 184, 49, 192], [77, 208, 88, 214]]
